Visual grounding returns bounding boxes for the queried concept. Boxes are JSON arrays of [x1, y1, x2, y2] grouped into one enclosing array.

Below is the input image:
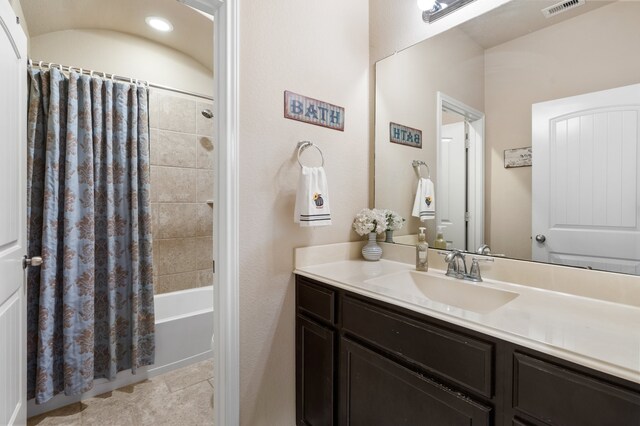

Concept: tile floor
[[27, 359, 214, 426]]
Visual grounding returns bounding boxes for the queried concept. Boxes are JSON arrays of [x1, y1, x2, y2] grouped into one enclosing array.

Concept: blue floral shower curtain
[[26, 67, 155, 404]]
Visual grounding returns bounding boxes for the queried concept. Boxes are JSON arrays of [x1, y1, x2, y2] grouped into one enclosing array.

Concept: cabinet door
[[297, 315, 335, 426], [512, 352, 640, 426], [340, 337, 492, 426]]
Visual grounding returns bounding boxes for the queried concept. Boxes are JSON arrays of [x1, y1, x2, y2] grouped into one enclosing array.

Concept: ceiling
[[21, 0, 213, 70], [459, 0, 614, 50]]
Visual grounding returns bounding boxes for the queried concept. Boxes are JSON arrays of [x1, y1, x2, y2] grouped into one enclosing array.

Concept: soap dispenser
[[434, 225, 447, 250], [416, 227, 428, 271]]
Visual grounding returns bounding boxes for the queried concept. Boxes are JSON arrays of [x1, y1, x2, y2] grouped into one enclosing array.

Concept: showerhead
[[201, 109, 214, 119]]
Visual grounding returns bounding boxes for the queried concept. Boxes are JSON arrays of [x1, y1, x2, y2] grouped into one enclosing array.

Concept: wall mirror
[[374, 0, 640, 275]]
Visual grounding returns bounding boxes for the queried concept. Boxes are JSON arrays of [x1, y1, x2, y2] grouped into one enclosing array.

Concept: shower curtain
[[26, 67, 155, 404]]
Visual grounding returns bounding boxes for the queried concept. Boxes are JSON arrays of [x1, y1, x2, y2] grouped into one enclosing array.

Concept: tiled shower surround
[[149, 89, 214, 294]]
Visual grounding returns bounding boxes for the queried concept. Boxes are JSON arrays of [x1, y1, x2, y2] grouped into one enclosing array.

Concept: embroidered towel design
[[294, 166, 332, 227], [412, 178, 435, 221]]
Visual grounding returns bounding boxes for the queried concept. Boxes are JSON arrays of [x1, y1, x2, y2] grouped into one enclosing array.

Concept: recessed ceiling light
[[145, 16, 173, 32]]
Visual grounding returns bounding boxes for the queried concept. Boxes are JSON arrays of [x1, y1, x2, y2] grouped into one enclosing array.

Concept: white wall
[[29, 29, 213, 96], [375, 28, 484, 241], [239, 0, 369, 424], [484, 1, 640, 259]]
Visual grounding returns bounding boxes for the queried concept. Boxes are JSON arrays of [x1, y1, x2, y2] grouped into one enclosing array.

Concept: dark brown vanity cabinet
[[296, 278, 337, 425], [340, 337, 491, 425], [295, 275, 640, 426]]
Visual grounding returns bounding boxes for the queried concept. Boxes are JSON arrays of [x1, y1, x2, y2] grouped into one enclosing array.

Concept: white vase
[[362, 232, 383, 261], [385, 230, 394, 243]]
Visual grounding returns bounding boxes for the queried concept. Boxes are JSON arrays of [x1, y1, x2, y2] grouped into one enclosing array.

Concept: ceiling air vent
[[541, 0, 585, 18]]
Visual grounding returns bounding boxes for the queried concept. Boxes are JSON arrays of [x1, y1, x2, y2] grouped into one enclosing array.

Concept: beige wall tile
[[196, 102, 214, 136], [153, 167, 196, 203], [155, 203, 198, 239], [196, 203, 213, 237], [151, 203, 159, 239], [196, 136, 214, 169], [149, 89, 159, 130], [155, 238, 199, 275], [156, 271, 199, 294], [149, 166, 159, 202], [158, 93, 196, 133], [197, 269, 213, 287], [156, 131, 197, 168], [195, 237, 213, 270], [149, 129, 159, 165], [196, 170, 214, 202]]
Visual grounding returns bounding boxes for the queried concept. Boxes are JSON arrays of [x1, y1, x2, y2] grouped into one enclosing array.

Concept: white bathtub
[[151, 286, 214, 375], [28, 286, 214, 416]]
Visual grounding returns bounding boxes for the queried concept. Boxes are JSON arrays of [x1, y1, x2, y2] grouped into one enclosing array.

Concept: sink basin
[[365, 271, 519, 314]]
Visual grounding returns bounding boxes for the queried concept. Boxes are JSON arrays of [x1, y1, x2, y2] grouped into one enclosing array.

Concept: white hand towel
[[294, 166, 332, 227], [412, 178, 435, 221]]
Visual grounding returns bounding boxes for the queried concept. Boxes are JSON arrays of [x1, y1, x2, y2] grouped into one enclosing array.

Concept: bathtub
[[28, 286, 214, 416], [151, 286, 214, 375]]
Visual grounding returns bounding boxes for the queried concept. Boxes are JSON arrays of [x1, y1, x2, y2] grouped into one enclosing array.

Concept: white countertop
[[295, 258, 640, 385]]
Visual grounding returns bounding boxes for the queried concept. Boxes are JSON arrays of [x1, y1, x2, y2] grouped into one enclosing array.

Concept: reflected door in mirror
[[532, 83, 640, 275]]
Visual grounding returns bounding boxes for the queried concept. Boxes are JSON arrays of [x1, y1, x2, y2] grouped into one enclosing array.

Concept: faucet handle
[[467, 257, 493, 282]]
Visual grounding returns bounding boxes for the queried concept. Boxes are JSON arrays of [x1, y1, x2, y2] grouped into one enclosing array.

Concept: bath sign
[[390, 122, 422, 148], [504, 146, 532, 168], [284, 91, 345, 131]]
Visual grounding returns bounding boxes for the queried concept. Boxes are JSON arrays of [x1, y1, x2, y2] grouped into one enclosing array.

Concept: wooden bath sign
[[284, 91, 345, 131], [390, 122, 422, 148]]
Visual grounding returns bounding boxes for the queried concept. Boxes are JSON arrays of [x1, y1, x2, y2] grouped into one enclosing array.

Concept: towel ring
[[412, 160, 430, 179], [297, 141, 325, 168]]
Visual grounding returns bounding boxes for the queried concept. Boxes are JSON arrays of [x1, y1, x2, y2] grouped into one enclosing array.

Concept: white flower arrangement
[[352, 208, 387, 236], [383, 209, 405, 231]]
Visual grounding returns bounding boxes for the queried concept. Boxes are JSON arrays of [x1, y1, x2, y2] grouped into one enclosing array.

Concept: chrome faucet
[[476, 244, 491, 255], [443, 250, 494, 282], [444, 250, 467, 279]]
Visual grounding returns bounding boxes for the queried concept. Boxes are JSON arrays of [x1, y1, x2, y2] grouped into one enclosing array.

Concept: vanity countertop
[[295, 257, 640, 385]]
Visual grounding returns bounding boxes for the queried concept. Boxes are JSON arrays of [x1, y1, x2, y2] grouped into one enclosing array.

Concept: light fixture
[[145, 16, 174, 32], [420, 0, 474, 23], [416, 0, 438, 11]]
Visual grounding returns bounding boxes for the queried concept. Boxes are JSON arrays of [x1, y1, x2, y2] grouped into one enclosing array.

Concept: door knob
[[22, 255, 43, 269], [535, 234, 546, 243]]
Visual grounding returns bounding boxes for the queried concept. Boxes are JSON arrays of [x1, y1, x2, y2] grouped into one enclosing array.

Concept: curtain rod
[[29, 59, 214, 102]]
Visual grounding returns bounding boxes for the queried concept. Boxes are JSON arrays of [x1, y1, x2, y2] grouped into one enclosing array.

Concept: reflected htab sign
[[390, 122, 422, 148], [284, 91, 345, 131]]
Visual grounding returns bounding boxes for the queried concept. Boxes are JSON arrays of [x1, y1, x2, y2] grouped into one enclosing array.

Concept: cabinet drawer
[[513, 352, 640, 426], [297, 277, 336, 325], [340, 337, 492, 425], [342, 296, 494, 398]]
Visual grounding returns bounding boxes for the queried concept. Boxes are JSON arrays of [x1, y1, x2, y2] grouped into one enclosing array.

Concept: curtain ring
[[38, 61, 43, 68], [297, 141, 325, 168], [28, 58, 32, 67]]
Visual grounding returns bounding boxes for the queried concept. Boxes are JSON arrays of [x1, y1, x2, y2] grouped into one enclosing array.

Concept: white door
[[439, 122, 466, 249], [532, 83, 640, 274], [0, 1, 27, 424]]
